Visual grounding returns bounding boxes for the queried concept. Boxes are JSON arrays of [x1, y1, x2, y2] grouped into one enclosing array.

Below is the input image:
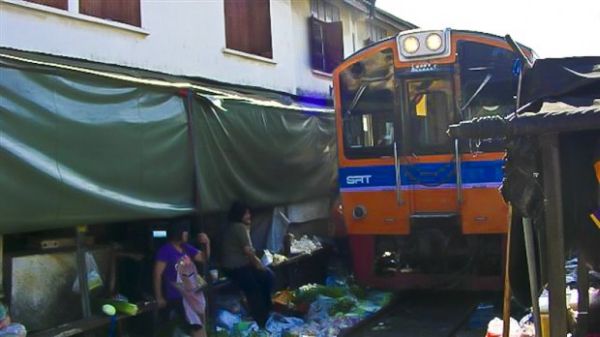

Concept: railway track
[[342, 291, 490, 337]]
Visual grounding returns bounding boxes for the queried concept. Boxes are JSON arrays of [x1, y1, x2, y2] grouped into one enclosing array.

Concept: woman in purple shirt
[[153, 221, 210, 337]]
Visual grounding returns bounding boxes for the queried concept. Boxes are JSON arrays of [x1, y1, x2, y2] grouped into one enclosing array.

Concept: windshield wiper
[[460, 73, 492, 113], [347, 84, 367, 114], [346, 73, 393, 115]]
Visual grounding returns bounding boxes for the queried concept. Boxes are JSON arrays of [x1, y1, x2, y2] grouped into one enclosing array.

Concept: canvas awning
[[0, 48, 337, 234]]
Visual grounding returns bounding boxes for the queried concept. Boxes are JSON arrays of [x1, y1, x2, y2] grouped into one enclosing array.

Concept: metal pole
[[394, 141, 403, 205], [502, 206, 513, 337], [516, 69, 523, 111], [576, 252, 589, 337], [76, 225, 92, 318], [455, 139, 463, 205], [540, 134, 567, 337], [522, 217, 543, 337]]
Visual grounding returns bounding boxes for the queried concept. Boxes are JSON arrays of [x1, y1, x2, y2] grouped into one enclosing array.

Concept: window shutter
[[248, 0, 272, 58], [26, 0, 68, 10], [116, 0, 140, 27], [225, 0, 250, 53], [80, 0, 140, 27], [323, 20, 343, 73], [225, 0, 272, 59], [309, 17, 326, 71]]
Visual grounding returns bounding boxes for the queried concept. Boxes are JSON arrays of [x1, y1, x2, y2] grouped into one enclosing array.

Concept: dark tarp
[[520, 57, 600, 109], [0, 65, 196, 234], [448, 57, 600, 139], [192, 97, 337, 213], [0, 49, 336, 234], [448, 103, 600, 139], [509, 103, 600, 135]]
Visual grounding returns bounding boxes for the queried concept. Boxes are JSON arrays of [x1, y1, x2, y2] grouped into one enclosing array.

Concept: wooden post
[[540, 133, 567, 337], [523, 217, 543, 337], [502, 205, 513, 337], [76, 225, 92, 318], [576, 252, 589, 337], [0, 235, 3, 300]]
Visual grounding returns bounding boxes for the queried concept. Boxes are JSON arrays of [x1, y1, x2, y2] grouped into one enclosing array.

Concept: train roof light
[[397, 29, 452, 61], [403, 36, 420, 54], [426, 33, 443, 51]]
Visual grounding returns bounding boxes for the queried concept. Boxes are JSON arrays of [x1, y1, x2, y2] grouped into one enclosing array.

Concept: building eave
[[375, 7, 418, 30], [341, 0, 418, 30]]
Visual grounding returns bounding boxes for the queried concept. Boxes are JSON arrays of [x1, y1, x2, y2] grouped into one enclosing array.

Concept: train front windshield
[[405, 77, 455, 154], [339, 39, 520, 158]]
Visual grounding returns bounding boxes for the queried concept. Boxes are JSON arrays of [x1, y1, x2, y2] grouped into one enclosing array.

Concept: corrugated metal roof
[[448, 102, 600, 139], [510, 103, 600, 135]]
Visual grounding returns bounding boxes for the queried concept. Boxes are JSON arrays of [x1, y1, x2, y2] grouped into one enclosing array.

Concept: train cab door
[[338, 47, 413, 235], [397, 75, 460, 224]]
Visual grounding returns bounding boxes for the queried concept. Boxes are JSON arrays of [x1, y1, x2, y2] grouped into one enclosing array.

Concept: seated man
[[221, 202, 274, 329]]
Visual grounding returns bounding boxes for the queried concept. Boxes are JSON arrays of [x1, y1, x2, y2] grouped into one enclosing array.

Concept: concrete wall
[[0, 0, 405, 98]]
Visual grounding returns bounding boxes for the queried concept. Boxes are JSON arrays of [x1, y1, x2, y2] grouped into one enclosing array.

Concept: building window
[[23, 0, 141, 27], [365, 23, 389, 46], [310, 0, 340, 23], [224, 0, 273, 59], [310, 0, 343, 73], [79, 0, 141, 27], [24, 0, 67, 10]]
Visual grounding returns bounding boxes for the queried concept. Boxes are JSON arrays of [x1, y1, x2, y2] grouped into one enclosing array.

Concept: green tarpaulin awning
[[0, 49, 336, 234]]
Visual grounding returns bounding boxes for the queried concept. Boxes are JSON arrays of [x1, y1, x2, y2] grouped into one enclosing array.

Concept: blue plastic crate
[[468, 303, 495, 329]]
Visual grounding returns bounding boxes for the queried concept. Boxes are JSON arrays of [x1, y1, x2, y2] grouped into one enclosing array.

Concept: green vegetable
[[329, 297, 356, 315], [102, 300, 138, 316], [293, 284, 347, 304]]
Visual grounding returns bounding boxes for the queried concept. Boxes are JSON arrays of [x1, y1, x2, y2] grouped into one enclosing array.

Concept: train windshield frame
[[457, 40, 519, 120], [338, 39, 521, 159]]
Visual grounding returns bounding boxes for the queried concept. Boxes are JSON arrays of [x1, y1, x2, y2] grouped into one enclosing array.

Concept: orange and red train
[[332, 29, 533, 290]]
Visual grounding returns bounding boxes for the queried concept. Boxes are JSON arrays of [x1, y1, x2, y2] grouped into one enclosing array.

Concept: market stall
[[0, 48, 338, 336], [449, 56, 600, 337]]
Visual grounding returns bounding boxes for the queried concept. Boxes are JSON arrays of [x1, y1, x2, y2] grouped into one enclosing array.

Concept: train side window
[[340, 48, 395, 159], [343, 109, 394, 149]]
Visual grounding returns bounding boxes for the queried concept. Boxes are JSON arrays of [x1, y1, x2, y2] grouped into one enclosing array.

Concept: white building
[[0, 2, 415, 322], [0, 0, 416, 99]]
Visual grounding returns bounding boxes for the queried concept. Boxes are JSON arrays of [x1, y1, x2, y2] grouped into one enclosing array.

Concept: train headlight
[[403, 36, 420, 54], [426, 33, 443, 51], [352, 205, 367, 219], [397, 29, 451, 61]]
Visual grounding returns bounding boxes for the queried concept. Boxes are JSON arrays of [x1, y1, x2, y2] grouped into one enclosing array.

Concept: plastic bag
[[72, 252, 103, 293], [307, 296, 336, 323], [265, 313, 304, 337], [485, 317, 520, 337], [0, 323, 27, 337], [261, 250, 273, 266], [216, 309, 241, 330]]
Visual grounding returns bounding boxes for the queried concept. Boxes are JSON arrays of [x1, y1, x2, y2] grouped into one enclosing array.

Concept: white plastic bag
[[72, 252, 103, 293], [486, 317, 520, 337], [261, 250, 274, 266]]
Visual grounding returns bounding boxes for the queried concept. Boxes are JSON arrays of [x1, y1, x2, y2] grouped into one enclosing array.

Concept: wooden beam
[[540, 133, 568, 337]]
